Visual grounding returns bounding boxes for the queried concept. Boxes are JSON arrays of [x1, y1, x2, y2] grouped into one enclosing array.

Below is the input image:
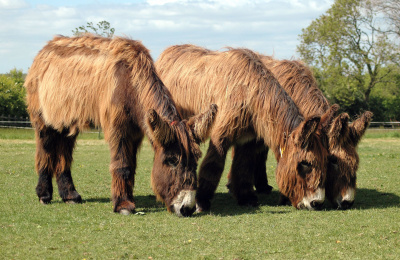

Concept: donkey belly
[[235, 132, 257, 146], [38, 72, 111, 132]]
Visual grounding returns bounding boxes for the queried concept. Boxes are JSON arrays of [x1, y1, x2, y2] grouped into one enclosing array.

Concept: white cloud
[[0, 0, 333, 73], [0, 0, 28, 9]]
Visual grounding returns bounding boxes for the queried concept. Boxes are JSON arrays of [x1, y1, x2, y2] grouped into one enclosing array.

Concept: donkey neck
[[250, 74, 304, 158]]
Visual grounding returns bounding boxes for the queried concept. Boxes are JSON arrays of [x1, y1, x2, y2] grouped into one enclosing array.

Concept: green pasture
[[0, 128, 399, 259]]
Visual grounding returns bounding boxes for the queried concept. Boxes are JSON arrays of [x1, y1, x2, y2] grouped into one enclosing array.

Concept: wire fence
[[0, 116, 102, 135], [1, 115, 400, 130]]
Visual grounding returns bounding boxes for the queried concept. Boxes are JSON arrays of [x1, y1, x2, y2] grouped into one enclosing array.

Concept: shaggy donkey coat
[[156, 45, 336, 211], [228, 57, 372, 209], [25, 35, 217, 217]]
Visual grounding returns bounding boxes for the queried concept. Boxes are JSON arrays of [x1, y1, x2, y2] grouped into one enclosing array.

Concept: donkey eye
[[328, 156, 338, 165], [165, 156, 179, 168], [298, 160, 312, 177]]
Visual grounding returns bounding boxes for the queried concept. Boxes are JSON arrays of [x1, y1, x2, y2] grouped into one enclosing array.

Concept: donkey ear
[[329, 113, 350, 143], [187, 104, 218, 143], [320, 104, 340, 133], [146, 109, 175, 146], [349, 111, 373, 146], [294, 116, 320, 149]]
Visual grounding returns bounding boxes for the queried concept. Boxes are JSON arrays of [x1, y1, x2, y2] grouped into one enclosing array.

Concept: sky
[[0, 0, 333, 73]]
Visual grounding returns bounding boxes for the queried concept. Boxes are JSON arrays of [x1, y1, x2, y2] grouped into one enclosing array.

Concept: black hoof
[[237, 193, 259, 207], [255, 184, 273, 194], [196, 200, 211, 212], [39, 196, 52, 204], [62, 192, 82, 204]]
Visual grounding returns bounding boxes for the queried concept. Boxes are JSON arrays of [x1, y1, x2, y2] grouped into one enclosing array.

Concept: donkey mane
[[260, 56, 330, 117], [26, 34, 180, 141], [156, 45, 304, 153]]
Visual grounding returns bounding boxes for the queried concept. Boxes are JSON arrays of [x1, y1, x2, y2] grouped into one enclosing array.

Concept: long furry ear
[[294, 116, 320, 149], [320, 104, 340, 133], [328, 113, 350, 148], [187, 104, 218, 143], [350, 111, 373, 146], [146, 109, 175, 146]]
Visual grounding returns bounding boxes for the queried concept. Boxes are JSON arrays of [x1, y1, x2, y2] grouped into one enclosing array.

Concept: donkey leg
[[55, 130, 81, 203], [229, 141, 258, 207], [109, 128, 143, 214], [34, 125, 57, 204], [253, 140, 272, 194], [227, 140, 272, 195], [196, 138, 230, 212]]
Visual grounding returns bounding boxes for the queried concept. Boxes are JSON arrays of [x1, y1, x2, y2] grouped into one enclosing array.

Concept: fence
[[0, 116, 102, 136], [0, 115, 31, 129], [1, 115, 400, 130], [369, 122, 400, 129]]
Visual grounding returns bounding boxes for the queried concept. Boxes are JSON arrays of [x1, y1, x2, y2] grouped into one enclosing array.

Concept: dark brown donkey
[[228, 57, 372, 209], [156, 45, 337, 211], [25, 35, 217, 217]]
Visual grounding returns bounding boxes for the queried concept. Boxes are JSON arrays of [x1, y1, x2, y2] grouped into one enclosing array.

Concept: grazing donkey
[[228, 56, 372, 209], [156, 45, 337, 211], [25, 35, 217, 217]]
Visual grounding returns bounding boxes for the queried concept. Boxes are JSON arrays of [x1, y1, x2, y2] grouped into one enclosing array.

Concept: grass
[[1, 128, 399, 259]]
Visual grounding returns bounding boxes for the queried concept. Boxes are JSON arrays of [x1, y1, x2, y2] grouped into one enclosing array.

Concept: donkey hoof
[[119, 209, 133, 215], [237, 195, 258, 207], [196, 200, 211, 212], [39, 198, 52, 205], [256, 185, 273, 194], [63, 194, 82, 204]]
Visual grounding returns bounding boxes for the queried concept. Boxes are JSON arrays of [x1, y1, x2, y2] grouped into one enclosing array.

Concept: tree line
[[298, 0, 400, 121], [1, 1, 399, 121]]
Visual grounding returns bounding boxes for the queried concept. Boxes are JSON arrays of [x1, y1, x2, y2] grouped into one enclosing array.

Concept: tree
[[72, 20, 115, 38], [0, 68, 28, 117], [297, 0, 400, 117], [368, 0, 400, 37]]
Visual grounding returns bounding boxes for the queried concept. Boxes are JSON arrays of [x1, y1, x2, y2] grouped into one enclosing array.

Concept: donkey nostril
[[339, 200, 354, 210], [180, 206, 195, 217], [310, 200, 323, 210]]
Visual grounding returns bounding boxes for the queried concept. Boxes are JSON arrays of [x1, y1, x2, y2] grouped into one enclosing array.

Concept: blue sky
[[0, 0, 333, 73]]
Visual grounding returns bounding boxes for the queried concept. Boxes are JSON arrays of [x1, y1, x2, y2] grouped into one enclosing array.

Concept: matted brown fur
[[156, 44, 332, 210], [25, 35, 217, 217], [230, 56, 372, 209]]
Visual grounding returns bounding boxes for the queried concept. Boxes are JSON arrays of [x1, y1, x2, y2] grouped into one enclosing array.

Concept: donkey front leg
[[228, 141, 259, 207], [108, 130, 143, 215], [252, 140, 272, 194], [196, 138, 230, 212]]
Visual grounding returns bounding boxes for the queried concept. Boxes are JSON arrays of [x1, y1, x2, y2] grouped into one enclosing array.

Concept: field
[[1, 128, 399, 259]]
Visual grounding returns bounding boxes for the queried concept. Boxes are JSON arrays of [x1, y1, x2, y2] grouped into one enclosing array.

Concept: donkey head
[[146, 104, 217, 217], [326, 111, 373, 209], [276, 114, 329, 210]]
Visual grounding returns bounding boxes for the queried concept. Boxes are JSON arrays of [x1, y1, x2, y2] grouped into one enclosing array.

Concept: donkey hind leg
[[228, 141, 259, 207], [35, 124, 54, 204], [253, 140, 272, 194], [35, 125, 80, 204], [196, 138, 230, 212], [109, 125, 143, 215], [55, 129, 81, 203]]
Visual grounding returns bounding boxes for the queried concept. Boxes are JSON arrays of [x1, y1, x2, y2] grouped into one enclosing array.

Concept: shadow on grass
[[77, 192, 287, 216], [83, 198, 110, 203], [53, 187, 399, 215], [195, 190, 291, 217], [346, 188, 399, 210], [315, 188, 400, 211], [83, 195, 166, 213]]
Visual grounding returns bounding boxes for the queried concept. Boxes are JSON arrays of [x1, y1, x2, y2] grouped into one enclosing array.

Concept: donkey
[[228, 56, 372, 209], [156, 45, 337, 211], [24, 35, 217, 217]]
